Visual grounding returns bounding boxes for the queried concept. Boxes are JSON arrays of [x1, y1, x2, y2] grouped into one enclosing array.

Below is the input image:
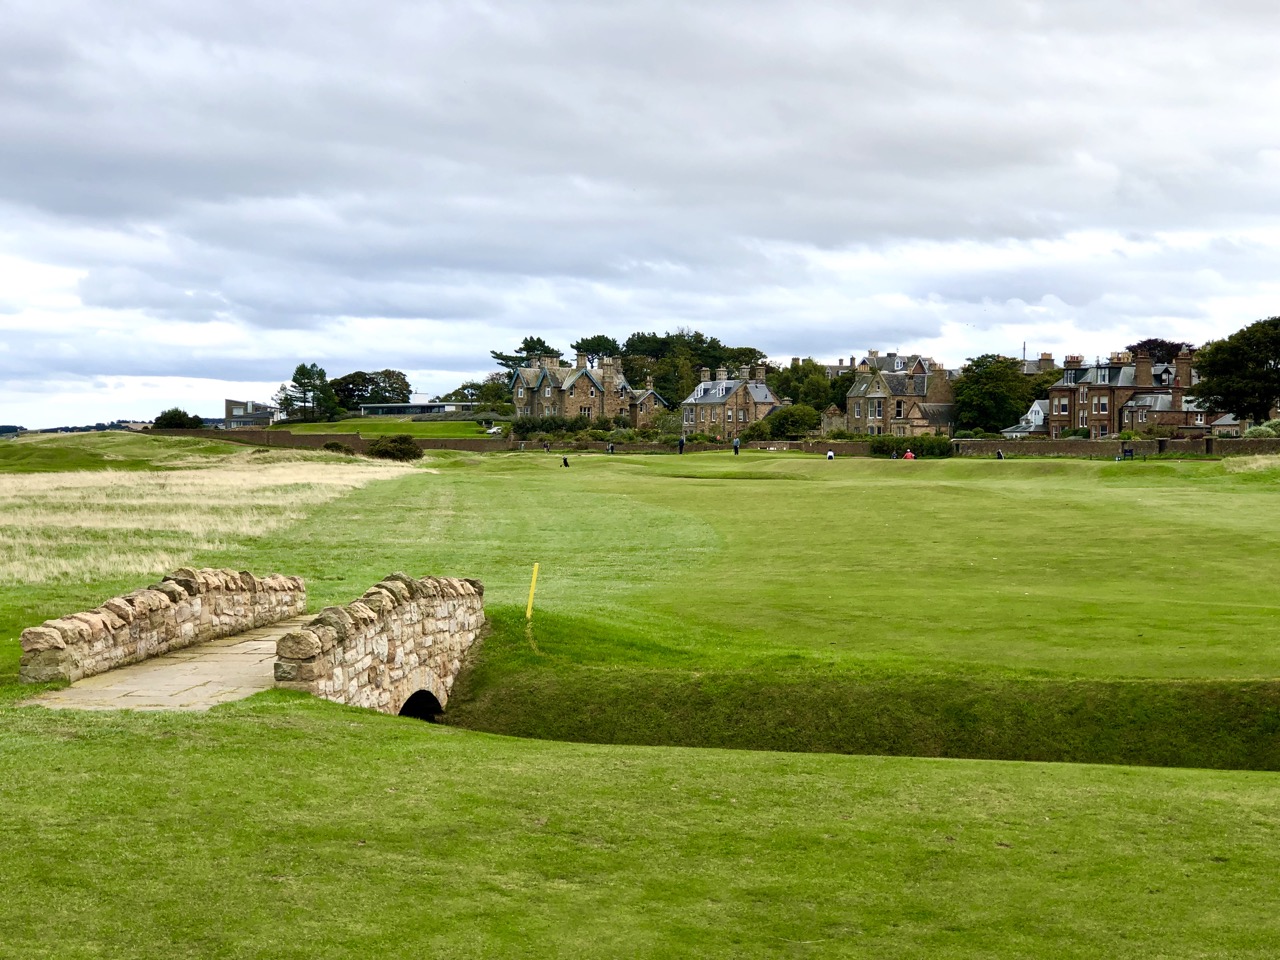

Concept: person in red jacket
[[903, 448, 916, 460]]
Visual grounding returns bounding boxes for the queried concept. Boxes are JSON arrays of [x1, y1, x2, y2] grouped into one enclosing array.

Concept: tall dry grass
[[0, 461, 410, 584]]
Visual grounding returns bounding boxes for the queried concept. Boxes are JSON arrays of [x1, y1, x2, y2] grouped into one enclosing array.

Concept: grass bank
[[2, 694, 1277, 959]]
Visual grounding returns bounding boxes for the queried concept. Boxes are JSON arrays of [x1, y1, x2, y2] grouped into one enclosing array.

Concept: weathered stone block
[[277, 630, 322, 660], [20, 649, 71, 683], [274, 660, 299, 681], [21, 626, 66, 651], [153, 581, 187, 604]]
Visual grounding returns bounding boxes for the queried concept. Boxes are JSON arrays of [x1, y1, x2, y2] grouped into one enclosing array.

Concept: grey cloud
[[2, 0, 1279, 395]]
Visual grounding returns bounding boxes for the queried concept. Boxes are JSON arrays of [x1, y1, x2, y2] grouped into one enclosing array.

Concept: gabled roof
[[682, 379, 777, 406], [846, 371, 934, 399], [1120, 391, 1208, 412], [630, 389, 668, 409]]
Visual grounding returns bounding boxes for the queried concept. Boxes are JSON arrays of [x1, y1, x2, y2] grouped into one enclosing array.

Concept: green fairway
[[275, 418, 500, 438], [1, 695, 1277, 960]]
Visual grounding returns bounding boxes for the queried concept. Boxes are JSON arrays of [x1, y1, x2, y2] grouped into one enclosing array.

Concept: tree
[[765, 404, 821, 439], [329, 371, 377, 410], [276, 363, 340, 420], [570, 335, 622, 365], [952, 355, 1032, 433], [371, 369, 411, 403], [154, 407, 204, 429], [1189, 317, 1280, 423], [1125, 338, 1194, 366], [490, 337, 563, 374]]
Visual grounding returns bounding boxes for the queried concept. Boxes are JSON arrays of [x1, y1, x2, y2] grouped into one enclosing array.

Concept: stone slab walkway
[[24, 614, 312, 712]]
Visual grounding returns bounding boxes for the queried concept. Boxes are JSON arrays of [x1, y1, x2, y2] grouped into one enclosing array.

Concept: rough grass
[[0, 460, 409, 585]]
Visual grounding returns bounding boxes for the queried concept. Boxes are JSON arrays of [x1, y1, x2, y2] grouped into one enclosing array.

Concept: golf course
[[1, 432, 1277, 958]]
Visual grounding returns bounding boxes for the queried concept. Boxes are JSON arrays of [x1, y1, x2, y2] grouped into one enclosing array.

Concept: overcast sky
[[3, 0, 1279, 427]]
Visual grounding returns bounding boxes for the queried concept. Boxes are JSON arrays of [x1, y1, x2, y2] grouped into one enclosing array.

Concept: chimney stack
[[738, 365, 749, 380], [715, 367, 728, 381], [575, 352, 587, 369], [700, 367, 711, 382], [1135, 351, 1153, 387], [752, 365, 766, 381], [1039, 352, 1055, 372], [1064, 355, 1083, 369], [1172, 350, 1193, 409], [645, 375, 654, 391]]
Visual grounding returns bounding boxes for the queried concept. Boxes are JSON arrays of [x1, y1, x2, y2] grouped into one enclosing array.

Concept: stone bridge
[[273, 573, 485, 719], [20, 571, 485, 718]]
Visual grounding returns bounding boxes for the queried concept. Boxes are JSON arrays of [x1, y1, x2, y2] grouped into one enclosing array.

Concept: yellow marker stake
[[525, 563, 540, 619]]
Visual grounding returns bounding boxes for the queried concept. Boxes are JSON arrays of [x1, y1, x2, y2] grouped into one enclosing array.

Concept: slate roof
[[916, 403, 955, 427], [1120, 392, 1208, 412], [1052, 363, 1182, 389], [846, 371, 935, 399], [630, 388, 668, 409], [682, 379, 778, 406]]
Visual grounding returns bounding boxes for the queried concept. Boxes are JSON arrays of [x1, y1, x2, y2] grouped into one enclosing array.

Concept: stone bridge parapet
[[20, 568, 306, 684], [273, 573, 484, 715]]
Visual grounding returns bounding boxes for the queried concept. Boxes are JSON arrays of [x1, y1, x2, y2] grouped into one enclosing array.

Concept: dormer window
[[895, 358, 905, 370]]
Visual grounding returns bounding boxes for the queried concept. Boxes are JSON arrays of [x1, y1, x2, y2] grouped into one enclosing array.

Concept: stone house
[[839, 355, 956, 437], [680, 366, 778, 437], [511, 354, 668, 427], [1046, 350, 1214, 439]]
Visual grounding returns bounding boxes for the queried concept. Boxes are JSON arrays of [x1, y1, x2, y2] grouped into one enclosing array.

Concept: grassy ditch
[[449, 611, 1280, 770]]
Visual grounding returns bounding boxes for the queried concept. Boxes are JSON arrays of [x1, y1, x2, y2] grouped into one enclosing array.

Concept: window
[[1098, 423, 1108, 437], [1195, 413, 1204, 424], [1099, 397, 1108, 413], [711, 409, 718, 421], [895, 426, 905, 436], [543, 386, 551, 398], [871, 399, 883, 418], [895, 400, 905, 419], [1079, 412, 1086, 427], [1139, 410, 1148, 423], [1091, 397, 1098, 414], [590, 387, 596, 397], [568, 385, 575, 397], [868, 425, 882, 435], [700, 408, 706, 422], [517, 386, 524, 398], [684, 408, 694, 424], [853, 401, 861, 418], [580, 406, 591, 416], [738, 409, 745, 422], [1079, 386, 1087, 402], [895, 358, 905, 370]]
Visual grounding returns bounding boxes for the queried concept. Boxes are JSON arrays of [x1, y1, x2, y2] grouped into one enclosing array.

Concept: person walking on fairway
[[678, 436, 685, 454], [562, 456, 569, 467], [733, 436, 740, 456]]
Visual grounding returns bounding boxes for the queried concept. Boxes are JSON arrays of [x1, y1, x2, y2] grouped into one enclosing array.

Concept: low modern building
[[224, 400, 283, 429], [359, 396, 481, 416]]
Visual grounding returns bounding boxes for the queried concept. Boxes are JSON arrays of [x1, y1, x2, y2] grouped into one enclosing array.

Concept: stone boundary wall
[[19, 568, 306, 684], [952, 437, 1280, 458], [274, 573, 485, 715], [150, 428, 505, 453], [149, 428, 1280, 460]]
